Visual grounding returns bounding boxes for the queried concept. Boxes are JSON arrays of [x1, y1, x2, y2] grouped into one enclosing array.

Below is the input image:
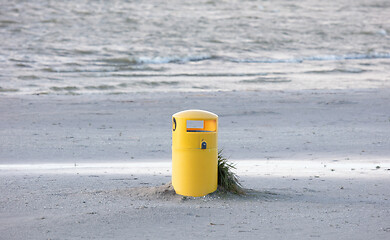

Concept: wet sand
[[1, 89, 389, 163]]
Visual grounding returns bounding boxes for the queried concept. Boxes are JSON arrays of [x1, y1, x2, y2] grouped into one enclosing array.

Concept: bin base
[[172, 148, 217, 197]]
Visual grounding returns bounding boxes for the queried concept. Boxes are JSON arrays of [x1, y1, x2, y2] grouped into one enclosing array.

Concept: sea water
[[0, 0, 389, 95]]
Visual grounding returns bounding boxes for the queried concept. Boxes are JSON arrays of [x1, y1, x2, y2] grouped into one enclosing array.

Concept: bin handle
[[173, 117, 176, 131]]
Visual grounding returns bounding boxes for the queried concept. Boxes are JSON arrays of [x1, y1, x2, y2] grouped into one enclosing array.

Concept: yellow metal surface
[[172, 110, 218, 197]]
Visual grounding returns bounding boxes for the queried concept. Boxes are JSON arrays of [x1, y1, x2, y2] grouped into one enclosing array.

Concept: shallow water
[[0, 0, 389, 95]]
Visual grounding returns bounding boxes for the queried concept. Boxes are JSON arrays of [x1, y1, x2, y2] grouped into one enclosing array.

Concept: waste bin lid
[[173, 109, 218, 120]]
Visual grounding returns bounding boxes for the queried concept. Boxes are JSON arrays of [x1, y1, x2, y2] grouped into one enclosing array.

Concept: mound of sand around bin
[[114, 182, 279, 202], [116, 182, 181, 201]]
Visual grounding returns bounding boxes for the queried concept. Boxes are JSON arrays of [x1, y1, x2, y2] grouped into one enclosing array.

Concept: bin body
[[172, 110, 218, 197]]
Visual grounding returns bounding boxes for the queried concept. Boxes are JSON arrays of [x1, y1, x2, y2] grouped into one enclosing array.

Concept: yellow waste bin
[[172, 109, 218, 197]]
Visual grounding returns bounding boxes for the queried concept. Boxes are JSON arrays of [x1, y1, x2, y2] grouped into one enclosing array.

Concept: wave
[[136, 55, 215, 64], [101, 52, 390, 66], [100, 55, 215, 66], [111, 72, 270, 78], [0, 87, 19, 92], [305, 68, 366, 74], [225, 52, 390, 64], [240, 77, 291, 84]]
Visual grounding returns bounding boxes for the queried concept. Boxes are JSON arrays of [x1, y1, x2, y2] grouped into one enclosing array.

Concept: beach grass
[[217, 150, 245, 195]]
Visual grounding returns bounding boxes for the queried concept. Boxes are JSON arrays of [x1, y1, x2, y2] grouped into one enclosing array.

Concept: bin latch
[[201, 141, 207, 149]]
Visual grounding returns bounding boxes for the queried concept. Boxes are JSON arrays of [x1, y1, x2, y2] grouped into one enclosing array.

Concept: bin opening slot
[[187, 120, 216, 132]]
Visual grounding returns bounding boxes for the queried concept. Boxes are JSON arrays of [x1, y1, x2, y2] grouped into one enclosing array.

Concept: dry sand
[[1, 89, 390, 239]]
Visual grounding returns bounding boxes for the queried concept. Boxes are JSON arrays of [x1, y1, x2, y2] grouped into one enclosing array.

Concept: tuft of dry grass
[[217, 150, 245, 195]]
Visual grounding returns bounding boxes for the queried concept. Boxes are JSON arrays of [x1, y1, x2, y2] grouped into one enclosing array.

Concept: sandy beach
[[1, 89, 390, 239]]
